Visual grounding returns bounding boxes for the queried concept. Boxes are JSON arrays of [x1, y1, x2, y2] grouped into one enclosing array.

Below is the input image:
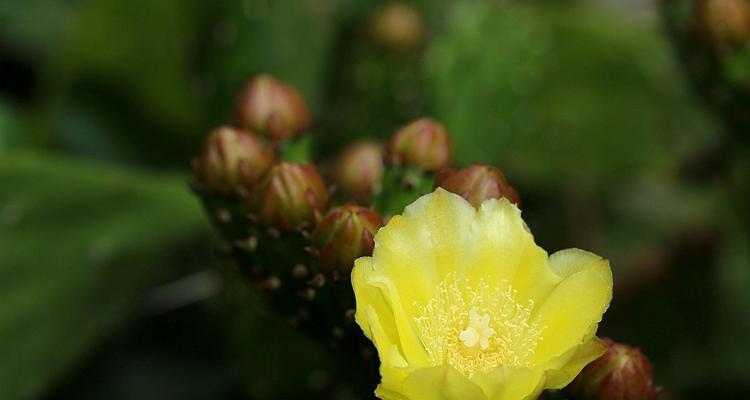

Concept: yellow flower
[[352, 188, 613, 400]]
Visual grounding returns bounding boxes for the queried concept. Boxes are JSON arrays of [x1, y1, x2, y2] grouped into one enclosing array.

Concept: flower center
[[459, 308, 495, 350], [415, 273, 543, 377]]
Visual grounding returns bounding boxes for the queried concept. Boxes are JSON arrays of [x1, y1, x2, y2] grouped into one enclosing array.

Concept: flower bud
[[569, 338, 660, 400], [311, 204, 383, 273], [331, 141, 384, 203], [368, 2, 425, 52], [693, 0, 750, 49], [435, 163, 520, 208], [195, 126, 274, 193], [233, 74, 311, 142], [254, 162, 329, 231], [386, 118, 453, 172]]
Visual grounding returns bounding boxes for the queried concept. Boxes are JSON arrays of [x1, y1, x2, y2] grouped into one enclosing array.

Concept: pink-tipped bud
[[253, 162, 329, 231], [233, 74, 311, 142], [331, 141, 384, 203], [693, 0, 750, 48], [195, 126, 274, 193], [386, 118, 453, 172], [311, 204, 383, 273], [569, 338, 660, 400], [368, 2, 425, 52], [435, 163, 520, 208]]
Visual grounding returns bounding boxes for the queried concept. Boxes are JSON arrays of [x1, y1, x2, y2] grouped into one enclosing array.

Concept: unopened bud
[[569, 338, 660, 400], [386, 118, 453, 172], [311, 204, 383, 273], [331, 141, 384, 203], [233, 74, 311, 142], [368, 2, 425, 52], [195, 126, 274, 192], [435, 163, 520, 208], [693, 0, 750, 49], [253, 162, 329, 231]]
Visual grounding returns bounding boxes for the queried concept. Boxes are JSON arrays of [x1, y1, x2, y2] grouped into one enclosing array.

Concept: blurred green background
[[2, 0, 749, 398]]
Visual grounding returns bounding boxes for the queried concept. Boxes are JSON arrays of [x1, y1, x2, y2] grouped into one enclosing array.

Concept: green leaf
[[0, 151, 207, 399], [426, 2, 717, 185], [0, 100, 33, 150]]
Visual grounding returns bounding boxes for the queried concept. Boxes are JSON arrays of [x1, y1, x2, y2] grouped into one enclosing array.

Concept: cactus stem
[[266, 227, 281, 238], [330, 271, 349, 282], [234, 236, 258, 252], [401, 175, 418, 190], [259, 276, 281, 291], [296, 221, 313, 232], [188, 180, 203, 195], [292, 264, 309, 278], [234, 186, 250, 199], [332, 327, 345, 340], [249, 264, 264, 277], [304, 246, 318, 256], [310, 273, 326, 288], [214, 209, 232, 223], [215, 242, 233, 256], [299, 288, 316, 301], [360, 347, 374, 361]]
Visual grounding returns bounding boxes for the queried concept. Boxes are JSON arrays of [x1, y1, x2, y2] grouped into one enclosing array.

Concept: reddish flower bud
[[569, 338, 660, 400], [368, 2, 425, 52], [195, 126, 274, 193], [435, 163, 520, 208], [233, 74, 311, 142], [386, 118, 453, 172], [331, 141, 384, 203], [693, 0, 750, 49], [312, 204, 383, 273], [253, 162, 329, 231]]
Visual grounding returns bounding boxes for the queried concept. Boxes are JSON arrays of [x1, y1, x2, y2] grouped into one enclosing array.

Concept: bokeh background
[[2, 0, 749, 399]]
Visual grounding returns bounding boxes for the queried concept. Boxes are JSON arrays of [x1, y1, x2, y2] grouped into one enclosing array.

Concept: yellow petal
[[398, 365, 486, 400], [464, 198, 560, 304], [472, 367, 546, 400], [530, 249, 613, 365], [374, 387, 411, 400], [370, 188, 476, 313], [542, 336, 607, 389], [548, 248, 609, 279], [352, 257, 428, 372]]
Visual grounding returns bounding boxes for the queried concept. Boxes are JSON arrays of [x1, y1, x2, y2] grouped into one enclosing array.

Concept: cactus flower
[[195, 126, 274, 192], [332, 141, 385, 203], [436, 163, 521, 208], [352, 188, 613, 400], [253, 162, 329, 231], [387, 118, 453, 172], [569, 338, 659, 400], [312, 204, 384, 273], [233, 74, 311, 142]]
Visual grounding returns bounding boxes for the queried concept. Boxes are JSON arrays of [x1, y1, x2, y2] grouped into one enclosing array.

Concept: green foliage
[[0, 152, 208, 399], [427, 3, 717, 185], [0, 100, 32, 150]]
